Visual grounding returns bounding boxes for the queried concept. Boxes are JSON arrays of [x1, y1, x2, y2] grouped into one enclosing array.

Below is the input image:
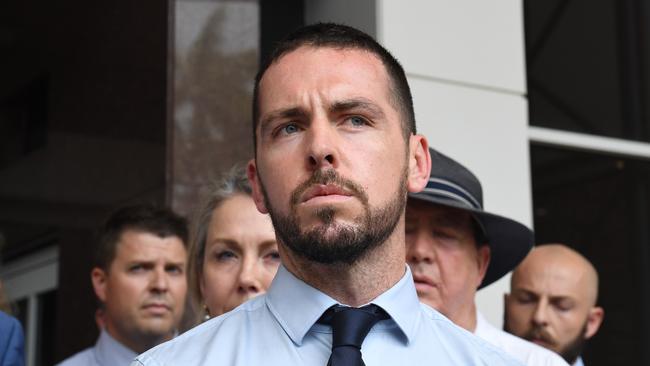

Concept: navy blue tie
[[320, 304, 388, 366]]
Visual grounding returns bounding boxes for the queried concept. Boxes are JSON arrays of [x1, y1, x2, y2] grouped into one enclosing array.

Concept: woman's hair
[[186, 164, 253, 319]]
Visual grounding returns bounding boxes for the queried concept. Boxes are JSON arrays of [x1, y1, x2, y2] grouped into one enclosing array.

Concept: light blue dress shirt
[[133, 265, 524, 365], [58, 329, 137, 366]]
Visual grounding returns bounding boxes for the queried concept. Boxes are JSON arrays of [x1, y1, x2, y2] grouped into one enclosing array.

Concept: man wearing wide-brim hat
[[406, 147, 569, 366]]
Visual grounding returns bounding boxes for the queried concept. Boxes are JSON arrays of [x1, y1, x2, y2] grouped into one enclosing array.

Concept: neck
[[455, 302, 478, 332], [105, 323, 172, 354], [282, 225, 406, 307]]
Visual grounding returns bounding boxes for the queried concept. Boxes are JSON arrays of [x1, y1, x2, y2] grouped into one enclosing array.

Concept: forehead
[[514, 259, 585, 297], [114, 230, 186, 262], [257, 46, 393, 116], [208, 194, 274, 237]]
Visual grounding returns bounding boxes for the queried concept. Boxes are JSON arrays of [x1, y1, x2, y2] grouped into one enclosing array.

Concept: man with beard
[[133, 23, 524, 365], [407, 148, 568, 365], [58, 205, 188, 366], [504, 244, 604, 366]]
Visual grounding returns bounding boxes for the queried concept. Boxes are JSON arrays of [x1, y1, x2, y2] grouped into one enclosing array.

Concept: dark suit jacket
[[0, 311, 24, 366]]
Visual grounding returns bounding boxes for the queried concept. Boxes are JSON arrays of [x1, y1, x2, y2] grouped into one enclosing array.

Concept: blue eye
[[281, 124, 299, 134], [267, 251, 280, 261], [217, 251, 236, 261], [349, 116, 366, 126], [129, 264, 145, 273], [166, 265, 183, 275]]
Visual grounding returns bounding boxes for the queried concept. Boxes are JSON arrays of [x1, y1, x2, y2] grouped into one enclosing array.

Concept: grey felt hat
[[409, 148, 534, 289]]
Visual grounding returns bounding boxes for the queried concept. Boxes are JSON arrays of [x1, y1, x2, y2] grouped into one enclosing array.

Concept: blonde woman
[[188, 166, 279, 321]]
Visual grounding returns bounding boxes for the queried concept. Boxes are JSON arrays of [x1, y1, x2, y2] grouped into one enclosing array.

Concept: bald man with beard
[[504, 244, 604, 366]]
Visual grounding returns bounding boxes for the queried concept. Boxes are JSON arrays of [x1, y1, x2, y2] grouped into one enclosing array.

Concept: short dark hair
[[94, 204, 189, 271], [252, 23, 416, 147]]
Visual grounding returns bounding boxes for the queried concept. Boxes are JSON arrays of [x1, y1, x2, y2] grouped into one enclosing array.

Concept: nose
[[238, 256, 262, 295], [306, 116, 337, 170], [532, 298, 549, 327], [150, 267, 169, 293], [406, 230, 436, 265]]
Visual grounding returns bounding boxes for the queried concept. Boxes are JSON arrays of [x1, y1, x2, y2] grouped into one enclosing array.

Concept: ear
[[475, 245, 491, 287], [247, 159, 268, 214], [407, 134, 431, 193], [91, 267, 108, 303], [584, 306, 604, 339]]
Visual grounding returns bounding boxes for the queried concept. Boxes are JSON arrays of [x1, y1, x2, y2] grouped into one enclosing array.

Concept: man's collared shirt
[[57, 329, 137, 366], [134, 265, 522, 365], [573, 357, 584, 366], [474, 311, 568, 366], [0, 311, 24, 366]]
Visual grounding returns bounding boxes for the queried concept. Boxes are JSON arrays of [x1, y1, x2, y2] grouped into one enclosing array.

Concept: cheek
[[442, 255, 480, 296], [507, 306, 532, 329], [438, 253, 468, 285], [261, 263, 280, 288], [169, 276, 187, 298], [556, 312, 583, 333], [106, 277, 144, 313], [259, 169, 297, 209], [202, 263, 239, 300], [109, 277, 143, 298]]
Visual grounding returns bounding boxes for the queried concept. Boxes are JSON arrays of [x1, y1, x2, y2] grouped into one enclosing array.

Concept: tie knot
[[321, 304, 388, 349]]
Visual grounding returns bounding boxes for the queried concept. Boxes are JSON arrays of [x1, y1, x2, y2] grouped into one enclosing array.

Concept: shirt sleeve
[[0, 315, 25, 366]]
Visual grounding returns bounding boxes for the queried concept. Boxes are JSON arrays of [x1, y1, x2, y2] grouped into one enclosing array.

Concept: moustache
[[524, 326, 557, 346], [290, 169, 368, 206]]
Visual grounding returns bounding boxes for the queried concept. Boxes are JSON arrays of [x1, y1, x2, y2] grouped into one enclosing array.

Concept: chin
[[139, 323, 175, 337]]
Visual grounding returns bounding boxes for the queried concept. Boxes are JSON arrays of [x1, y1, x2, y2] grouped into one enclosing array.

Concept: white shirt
[[133, 265, 524, 365], [57, 329, 137, 366], [573, 356, 584, 366], [474, 311, 569, 366]]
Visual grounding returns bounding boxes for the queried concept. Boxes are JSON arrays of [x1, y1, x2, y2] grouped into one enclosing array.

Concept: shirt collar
[[95, 329, 138, 365], [265, 264, 421, 346]]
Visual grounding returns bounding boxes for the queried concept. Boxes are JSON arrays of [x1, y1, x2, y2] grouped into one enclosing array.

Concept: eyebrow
[[260, 107, 308, 136], [330, 98, 386, 118], [126, 259, 185, 267], [259, 98, 387, 135], [259, 240, 278, 250], [514, 288, 573, 302], [513, 288, 539, 297], [209, 238, 242, 249]]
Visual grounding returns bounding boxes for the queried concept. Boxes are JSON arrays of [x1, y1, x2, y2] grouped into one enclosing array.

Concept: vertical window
[[526, 0, 650, 364]]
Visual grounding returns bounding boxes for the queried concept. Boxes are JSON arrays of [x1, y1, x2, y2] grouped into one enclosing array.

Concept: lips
[[412, 274, 437, 290], [142, 302, 171, 315], [529, 338, 549, 347], [300, 184, 353, 203]]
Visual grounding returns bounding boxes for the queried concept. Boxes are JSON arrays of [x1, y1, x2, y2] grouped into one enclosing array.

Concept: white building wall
[[305, 0, 531, 328]]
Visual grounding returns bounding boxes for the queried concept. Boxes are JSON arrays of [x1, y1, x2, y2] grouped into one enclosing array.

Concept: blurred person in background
[[407, 148, 568, 366], [187, 165, 279, 322], [505, 244, 604, 366], [0, 280, 13, 315], [0, 280, 24, 366], [57, 204, 189, 366]]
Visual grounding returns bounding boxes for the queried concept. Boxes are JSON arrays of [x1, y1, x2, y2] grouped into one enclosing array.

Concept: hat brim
[[408, 193, 534, 289]]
